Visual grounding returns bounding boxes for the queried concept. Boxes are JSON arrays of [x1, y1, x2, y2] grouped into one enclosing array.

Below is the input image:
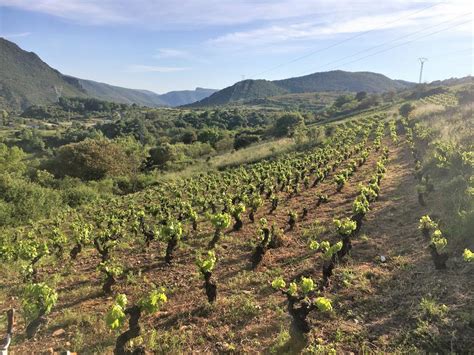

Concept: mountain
[[190, 70, 414, 107], [73, 78, 217, 107], [0, 37, 87, 110], [275, 71, 412, 93], [70, 77, 167, 107], [0, 38, 216, 110], [188, 80, 288, 106], [158, 87, 217, 106]]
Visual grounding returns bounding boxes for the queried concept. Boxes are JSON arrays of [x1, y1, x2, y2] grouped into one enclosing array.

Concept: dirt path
[[313, 140, 474, 352]]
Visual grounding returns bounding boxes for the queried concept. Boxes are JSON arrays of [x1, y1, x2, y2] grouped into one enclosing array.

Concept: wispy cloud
[[208, 2, 471, 48], [0, 31, 31, 38], [153, 48, 189, 59], [0, 0, 130, 25], [127, 65, 191, 73], [0, 0, 334, 27], [4, 0, 468, 28]]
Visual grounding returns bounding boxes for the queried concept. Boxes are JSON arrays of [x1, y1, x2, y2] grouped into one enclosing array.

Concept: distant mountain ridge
[[0, 38, 216, 110], [190, 70, 415, 107], [71, 77, 217, 107], [158, 87, 218, 107]]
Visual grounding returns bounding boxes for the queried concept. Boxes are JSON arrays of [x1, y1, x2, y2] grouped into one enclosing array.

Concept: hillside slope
[[159, 87, 218, 106], [75, 79, 217, 107], [0, 38, 216, 109], [0, 38, 87, 110], [189, 79, 288, 106], [191, 70, 414, 107], [72, 77, 167, 107], [275, 70, 411, 93]]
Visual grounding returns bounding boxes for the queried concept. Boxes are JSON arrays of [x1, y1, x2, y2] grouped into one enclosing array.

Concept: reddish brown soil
[[2, 138, 473, 353]]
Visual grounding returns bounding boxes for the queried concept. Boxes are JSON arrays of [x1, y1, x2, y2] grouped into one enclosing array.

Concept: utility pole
[[418, 58, 428, 83]]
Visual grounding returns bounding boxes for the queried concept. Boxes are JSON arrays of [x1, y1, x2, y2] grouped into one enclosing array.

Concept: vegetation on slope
[[0, 79, 472, 353], [192, 70, 414, 107], [0, 38, 87, 110], [0, 38, 216, 110]]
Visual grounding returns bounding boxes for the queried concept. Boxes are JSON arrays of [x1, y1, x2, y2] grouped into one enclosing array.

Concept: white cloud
[[3, 0, 469, 28], [0, 0, 130, 25], [0, 31, 31, 38], [154, 48, 189, 59], [0, 0, 332, 26], [0, 0, 470, 52], [208, 2, 472, 48], [127, 65, 190, 73]]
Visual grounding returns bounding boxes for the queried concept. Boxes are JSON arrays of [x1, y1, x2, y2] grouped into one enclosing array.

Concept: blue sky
[[0, 0, 472, 94]]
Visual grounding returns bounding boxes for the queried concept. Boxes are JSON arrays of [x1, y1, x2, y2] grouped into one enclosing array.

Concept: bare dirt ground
[[2, 138, 473, 353]]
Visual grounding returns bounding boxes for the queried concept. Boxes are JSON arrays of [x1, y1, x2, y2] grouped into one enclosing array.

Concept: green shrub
[[46, 138, 143, 180], [62, 185, 99, 208]]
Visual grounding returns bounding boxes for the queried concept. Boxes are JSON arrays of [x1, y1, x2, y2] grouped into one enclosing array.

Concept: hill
[[0, 37, 87, 110], [74, 78, 217, 107], [0, 38, 216, 110], [187, 79, 288, 107], [70, 77, 167, 107], [275, 70, 411, 93], [158, 87, 218, 106], [190, 70, 414, 107]]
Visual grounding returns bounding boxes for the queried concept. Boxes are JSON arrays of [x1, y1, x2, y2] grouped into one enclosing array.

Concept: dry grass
[[209, 137, 296, 169], [410, 103, 445, 120]]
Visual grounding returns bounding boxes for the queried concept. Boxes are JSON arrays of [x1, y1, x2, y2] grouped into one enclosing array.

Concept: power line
[[428, 47, 473, 59], [319, 19, 471, 72], [293, 13, 471, 77], [248, 1, 446, 78], [292, 13, 471, 77]]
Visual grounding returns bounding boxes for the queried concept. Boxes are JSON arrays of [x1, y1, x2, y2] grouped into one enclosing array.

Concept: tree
[[197, 128, 224, 147], [148, 143, 177, 166], [227, 114, 247, 130], [15, 129, 45, 153], [46, 138, 142, 180], [334, 94, 353, 108], [234, 133, 260, 150], [457, 86, 474, 105], [355, 91, 367, 101], [0, 144, 26, 175], [399, 103, 415, 118], [382, 91, 396, 102], [356, 95, 380, 110], [182, 131, 197, 144], [272, 112, 304, 137]]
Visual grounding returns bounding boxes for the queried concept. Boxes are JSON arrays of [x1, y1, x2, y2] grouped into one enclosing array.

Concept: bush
[[148, 143, 177, 166], [334, 94, 353, 108], [0, 143, 27, 175], [234, 134, 260, 150], [355, 91, 367, 101], [197, 128, 225, 147], [46, 138, 143, 180], [62, 185, 99, 208], [457, 86, 474, 105], [182, 131, 197, 144], [180, 142, 214, 159], [272, 112, 304, 137], [0, 174, 62, 226], [113, 174, 157, 194], [399, 103, 415, 118]]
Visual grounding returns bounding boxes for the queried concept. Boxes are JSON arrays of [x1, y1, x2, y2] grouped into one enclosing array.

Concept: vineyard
[[0, 86, 473, 353], [419, 92, 459, 107]]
